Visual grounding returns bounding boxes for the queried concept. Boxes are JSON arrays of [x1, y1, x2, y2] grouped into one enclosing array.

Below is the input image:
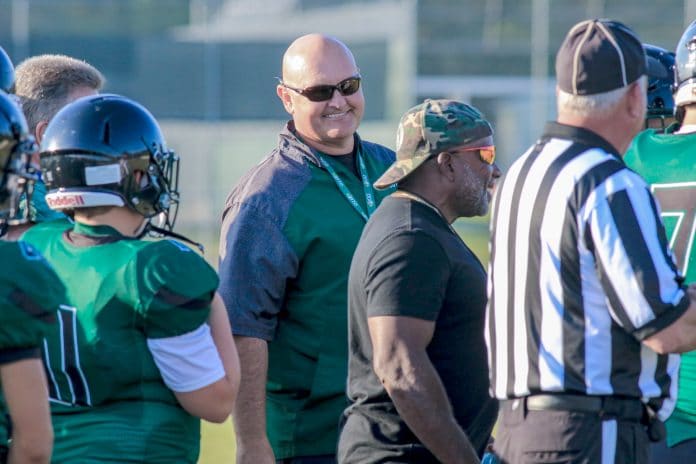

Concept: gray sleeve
[[218, 201, 298, 340]]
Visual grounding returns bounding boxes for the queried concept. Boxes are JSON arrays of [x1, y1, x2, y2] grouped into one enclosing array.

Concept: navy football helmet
[[0, 90, 37, 231], [674, 20, 696, 121], [643, 44, 675, 128], [39, 94, 180, 230], [0, 46, 13, 93]]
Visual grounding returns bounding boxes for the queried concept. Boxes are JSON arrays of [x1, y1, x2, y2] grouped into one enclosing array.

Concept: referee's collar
[[542, 121, 621, 159]]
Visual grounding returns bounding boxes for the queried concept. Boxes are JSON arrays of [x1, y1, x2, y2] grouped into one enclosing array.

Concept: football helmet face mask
[[0, 47, 13, 93], [674, 20, 696, 121], [643, 44, 676, 129], [40, 94, 180, 230], [0, 91, 38, 231]]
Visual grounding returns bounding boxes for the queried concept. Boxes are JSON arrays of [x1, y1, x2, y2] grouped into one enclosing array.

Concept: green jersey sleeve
[[0, 241, 62, 357], [135, 240, 219, 339]]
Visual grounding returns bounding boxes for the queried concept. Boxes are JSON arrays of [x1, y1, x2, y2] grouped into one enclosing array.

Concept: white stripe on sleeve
[[147, 324, 225, 393]]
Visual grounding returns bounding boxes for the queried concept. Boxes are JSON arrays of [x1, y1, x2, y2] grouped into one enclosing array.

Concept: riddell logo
[[46, 195, 85, 208]]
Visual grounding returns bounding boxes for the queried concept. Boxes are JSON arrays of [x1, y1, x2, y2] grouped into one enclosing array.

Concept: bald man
[[218, 34, 396, 464]]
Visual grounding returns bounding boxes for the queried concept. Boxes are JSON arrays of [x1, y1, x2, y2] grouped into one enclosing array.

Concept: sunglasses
[[449, 145, 496, 165], [279, 76, 362, 102]]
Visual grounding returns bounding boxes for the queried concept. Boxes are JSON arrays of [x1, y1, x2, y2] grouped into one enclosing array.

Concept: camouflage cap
[[374, 99, 493, 189]]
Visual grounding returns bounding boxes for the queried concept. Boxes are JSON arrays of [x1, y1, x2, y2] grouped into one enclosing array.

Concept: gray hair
[[557, 76, 646, 118], [13, 54, 105, 133]]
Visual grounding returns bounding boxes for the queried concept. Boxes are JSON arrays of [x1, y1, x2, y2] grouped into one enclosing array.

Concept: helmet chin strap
[[143, 222, 205, 254]]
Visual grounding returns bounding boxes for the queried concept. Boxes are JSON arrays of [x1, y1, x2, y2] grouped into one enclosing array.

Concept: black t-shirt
[[339, 195, 498, 463], [331, 151, 357, 175]]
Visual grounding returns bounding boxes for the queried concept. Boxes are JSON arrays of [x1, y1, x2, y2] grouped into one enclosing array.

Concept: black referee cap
[[556, 19, 647, 95]]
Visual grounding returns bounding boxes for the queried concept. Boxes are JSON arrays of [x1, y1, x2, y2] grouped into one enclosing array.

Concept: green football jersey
[[0, 241, 63, 449], [22, 221, 220, 463], [625, 126, 696, 446], [625, 126, 696, 283]]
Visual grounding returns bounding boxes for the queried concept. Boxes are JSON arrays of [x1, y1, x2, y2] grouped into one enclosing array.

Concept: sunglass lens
[[479, 147, 495, 164], [304, 85, 335, 102], [300, 77, 361, 102], [338, 77, 361, 96]]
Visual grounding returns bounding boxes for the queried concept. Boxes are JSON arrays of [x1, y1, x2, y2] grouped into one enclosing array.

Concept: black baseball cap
[[556, 19, 647, 95]]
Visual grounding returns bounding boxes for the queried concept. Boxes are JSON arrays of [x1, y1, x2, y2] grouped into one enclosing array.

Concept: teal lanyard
[[318, 150, 376, 222]]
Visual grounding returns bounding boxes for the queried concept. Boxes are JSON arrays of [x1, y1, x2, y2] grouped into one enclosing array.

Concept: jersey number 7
[[651, 182, 696, 279]]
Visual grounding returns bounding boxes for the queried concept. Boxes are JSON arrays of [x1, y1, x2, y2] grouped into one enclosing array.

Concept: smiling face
[[277, 34, 365, 155]]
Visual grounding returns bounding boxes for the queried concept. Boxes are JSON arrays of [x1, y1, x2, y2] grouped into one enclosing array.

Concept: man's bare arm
[[173, 294, 240, 423], [644, 285, 696, 354], [369, 315, 479, 464], [2, 358, 53, 464], [232, 336, 275, 464]]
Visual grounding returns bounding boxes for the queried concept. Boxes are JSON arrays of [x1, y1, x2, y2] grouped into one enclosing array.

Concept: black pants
[[491, 399, 649, 464]]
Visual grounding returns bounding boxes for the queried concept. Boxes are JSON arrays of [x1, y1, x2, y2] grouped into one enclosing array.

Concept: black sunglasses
[[279, 76, 362, 102]]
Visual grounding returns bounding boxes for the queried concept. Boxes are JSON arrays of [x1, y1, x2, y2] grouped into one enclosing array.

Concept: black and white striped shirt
[[486, 122, 689, 418]]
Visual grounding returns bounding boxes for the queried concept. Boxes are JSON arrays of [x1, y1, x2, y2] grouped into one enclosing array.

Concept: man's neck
[[556, 114, 635, 155], [310, 140, 354, 156], [679, 109, 696, 132], [397, 186, 455, 224], [292, 127, 355, 156], [74, 207, 146, 237]]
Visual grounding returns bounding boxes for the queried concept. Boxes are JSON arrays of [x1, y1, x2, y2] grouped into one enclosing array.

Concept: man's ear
[[435, 151, 456, 182], [29, 121, 50, 165], [277, 85, 294, 115], [626, 80, 645, 119], [35, 120, 49, 145]]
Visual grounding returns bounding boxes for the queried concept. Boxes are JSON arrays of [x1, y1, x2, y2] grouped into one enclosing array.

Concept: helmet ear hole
[[134, 170, 149, 189]]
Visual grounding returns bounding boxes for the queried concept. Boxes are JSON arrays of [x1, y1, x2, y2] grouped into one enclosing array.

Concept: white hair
[[557, 76, 647, 118]]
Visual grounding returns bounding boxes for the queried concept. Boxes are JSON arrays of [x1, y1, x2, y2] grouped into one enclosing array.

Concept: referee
[[486, 19, 696, 464]]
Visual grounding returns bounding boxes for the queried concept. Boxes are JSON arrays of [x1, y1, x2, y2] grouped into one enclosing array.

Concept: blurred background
[[1, 0, 693, 461], [1, 0, 692, 264]]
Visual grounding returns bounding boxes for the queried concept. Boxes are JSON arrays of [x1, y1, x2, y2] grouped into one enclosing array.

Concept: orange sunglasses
[[449, 145, 496, 165]]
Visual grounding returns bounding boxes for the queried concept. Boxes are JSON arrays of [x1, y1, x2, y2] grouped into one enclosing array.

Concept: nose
[[491, 162, 502, 179]]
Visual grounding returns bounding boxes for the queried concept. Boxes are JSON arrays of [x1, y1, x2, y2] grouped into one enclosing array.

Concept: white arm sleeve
[[147, 324, 225, 393]]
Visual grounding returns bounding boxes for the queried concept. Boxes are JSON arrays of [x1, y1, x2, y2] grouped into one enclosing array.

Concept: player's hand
[[235, 437, 275, 464]]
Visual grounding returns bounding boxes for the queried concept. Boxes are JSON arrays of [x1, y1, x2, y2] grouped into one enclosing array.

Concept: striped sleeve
[[584, 169, 689, 340]]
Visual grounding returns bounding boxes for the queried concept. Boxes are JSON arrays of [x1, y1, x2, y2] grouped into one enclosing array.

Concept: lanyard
[[318, 149, 376, 222]]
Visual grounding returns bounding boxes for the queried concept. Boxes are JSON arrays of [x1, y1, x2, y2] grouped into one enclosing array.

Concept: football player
[[624, 36, 696, 460], [21, 94, 240, 463], [0, 89, 65, 463]]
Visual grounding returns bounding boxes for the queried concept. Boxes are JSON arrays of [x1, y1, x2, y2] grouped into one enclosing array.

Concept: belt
[[521, 393, 644, 422]]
